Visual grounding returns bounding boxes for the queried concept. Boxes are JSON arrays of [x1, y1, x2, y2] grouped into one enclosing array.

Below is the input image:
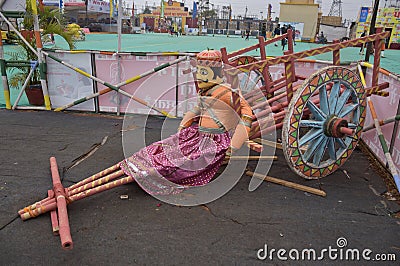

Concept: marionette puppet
[[18, 50, 258, 250], [119, 49, 254, 195], [19, 50, 255, 223]]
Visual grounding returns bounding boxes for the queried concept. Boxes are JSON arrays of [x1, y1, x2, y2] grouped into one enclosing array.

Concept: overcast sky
[[127, 0, 389, 22]]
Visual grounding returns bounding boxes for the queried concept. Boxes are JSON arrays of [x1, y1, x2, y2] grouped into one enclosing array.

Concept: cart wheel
[[282, 66, 366, 179], [228, 56, 273, 102]]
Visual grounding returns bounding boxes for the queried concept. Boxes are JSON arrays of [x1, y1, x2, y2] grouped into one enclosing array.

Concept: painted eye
[[200, 68, 208, 75]]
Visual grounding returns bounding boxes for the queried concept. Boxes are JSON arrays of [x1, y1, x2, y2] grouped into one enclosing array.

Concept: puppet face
[[196, 65, 223, 90]]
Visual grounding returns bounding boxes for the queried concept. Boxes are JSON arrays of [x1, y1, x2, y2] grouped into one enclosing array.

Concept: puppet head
[[196, 50, 224, 91]]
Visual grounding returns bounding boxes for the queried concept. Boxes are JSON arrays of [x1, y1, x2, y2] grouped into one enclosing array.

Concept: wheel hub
[[324, 115, 353, 138]]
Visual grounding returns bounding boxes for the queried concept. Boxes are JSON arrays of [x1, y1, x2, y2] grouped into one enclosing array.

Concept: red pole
[[67, 170, 125, 196], [19, 174, 135, 220], [372, 39, 382, 87], [333, 40, 340, 65], [251, 88, 291, 111], [18, 195, 53, 215], [20, 201, 57, 220], [50, 157, 73, 250], [251, 121, 284, 139], [68, 163, 121, 190], [69, 176, 134, 202], [284, 49, 295, 101], [19, 169, 125, 217], [48, 190, 59, 235], [251, 110, 286, 135], [287, 29, 294, 53]]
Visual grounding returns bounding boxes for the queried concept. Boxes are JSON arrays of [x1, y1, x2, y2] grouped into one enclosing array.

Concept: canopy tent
[[0, 0, 26, 12]]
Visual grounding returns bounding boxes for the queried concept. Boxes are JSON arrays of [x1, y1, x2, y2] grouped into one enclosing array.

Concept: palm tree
[[8, 1, 75, 88], [23, 2, 74, 48]]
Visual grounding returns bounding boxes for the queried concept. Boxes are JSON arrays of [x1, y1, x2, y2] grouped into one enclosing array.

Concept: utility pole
[[328, 0, 343, 17], [365, 0, 380, 63], [85, 0, 88, 26], [244, 5, 248, 32], [267, 4, 272, 33], [226, 4, 231, 36]]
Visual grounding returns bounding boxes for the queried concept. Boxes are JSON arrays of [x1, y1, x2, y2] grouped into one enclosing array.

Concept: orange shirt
[[181, 84, 253, 149]]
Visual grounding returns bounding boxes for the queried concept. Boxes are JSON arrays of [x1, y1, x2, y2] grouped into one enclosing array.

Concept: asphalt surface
[[0, 109, 399, 265]]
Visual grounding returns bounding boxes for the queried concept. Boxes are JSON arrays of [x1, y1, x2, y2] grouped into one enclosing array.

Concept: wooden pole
[[0, 28, 11, 109], [30, 0, 51, 110], [357, 64, 400, 191], [228, 155, 277, 160], [48, 190, 59, 235], [365, 0, 380, 64], [246, 171, 327, 197], [12, 62, 38, 109], [367, 100, 400, 192], [50, 157, 73, 250], [46, 51, 182, 117]]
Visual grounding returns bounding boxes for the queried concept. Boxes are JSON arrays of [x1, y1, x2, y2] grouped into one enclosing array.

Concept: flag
[[110, 0, 118, 18], [160, 0, 164, 18], [192, 1, 197, 19], [229, 4, 232, 22], [132, 1, 134, 17]]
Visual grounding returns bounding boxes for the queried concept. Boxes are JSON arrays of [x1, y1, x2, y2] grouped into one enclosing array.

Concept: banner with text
[[46, 52, 95, 111], [64, 0, 85, 6], [88, 0, 111, 14]]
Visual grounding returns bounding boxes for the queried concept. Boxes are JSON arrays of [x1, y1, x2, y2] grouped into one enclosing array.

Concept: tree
[[202, 9, 216, 19], [143, 7, 152, 14], [7, 1, 75, 88]]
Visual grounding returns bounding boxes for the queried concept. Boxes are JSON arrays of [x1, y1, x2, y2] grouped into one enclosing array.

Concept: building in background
[[43, 0, 356, 42], [279, 0, 319, 42], [138, 1, 189, 33], [356, 5, 400, 49], [318, 0, 347, 44]]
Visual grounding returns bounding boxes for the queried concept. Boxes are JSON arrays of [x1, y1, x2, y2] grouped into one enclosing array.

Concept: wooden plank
[[246, 171, 327, 197], [228, 156, 277, 160]]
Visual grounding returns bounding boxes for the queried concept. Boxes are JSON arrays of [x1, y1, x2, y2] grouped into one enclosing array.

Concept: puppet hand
[[225, 146, 238, 157], [223, 146, 238, 165], [177, 125, 186, 132]]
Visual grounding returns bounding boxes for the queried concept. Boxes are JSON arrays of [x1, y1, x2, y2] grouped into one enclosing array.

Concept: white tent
[[0, 0, 26, 11], [319, 24, 349, 43]]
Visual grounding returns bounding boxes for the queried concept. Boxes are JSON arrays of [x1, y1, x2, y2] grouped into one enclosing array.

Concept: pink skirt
[[120, 124, 230, 195]]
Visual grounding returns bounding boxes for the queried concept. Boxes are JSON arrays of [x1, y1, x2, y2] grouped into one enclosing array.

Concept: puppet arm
[[178, 106, 201, 131], [227, 96, 253, 154]]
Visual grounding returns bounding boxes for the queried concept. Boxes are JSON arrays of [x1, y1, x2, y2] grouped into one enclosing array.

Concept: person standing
[[359, 30, 367, 55], [318, 31, 326, 44], [381, 36, 387, 58], [288, 24, 296, 45], [281, 24, 287, 50], [273, 24, 281, 46]]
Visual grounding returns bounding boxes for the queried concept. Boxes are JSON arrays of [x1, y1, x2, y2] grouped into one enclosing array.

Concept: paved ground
[[0, 109, 399, 265]]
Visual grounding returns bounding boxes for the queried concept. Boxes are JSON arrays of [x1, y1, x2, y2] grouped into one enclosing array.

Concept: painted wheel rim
[[230, 56, 265, 93], [282, 66, 366, 179], [229, 56, 273, 104]]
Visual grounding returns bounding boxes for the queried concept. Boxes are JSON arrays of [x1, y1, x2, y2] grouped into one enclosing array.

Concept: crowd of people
[[272, 24, 296, 50]]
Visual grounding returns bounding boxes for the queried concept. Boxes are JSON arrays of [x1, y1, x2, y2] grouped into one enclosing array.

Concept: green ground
[[1, 33, 399, 107], [68, 33, 399, 72]]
